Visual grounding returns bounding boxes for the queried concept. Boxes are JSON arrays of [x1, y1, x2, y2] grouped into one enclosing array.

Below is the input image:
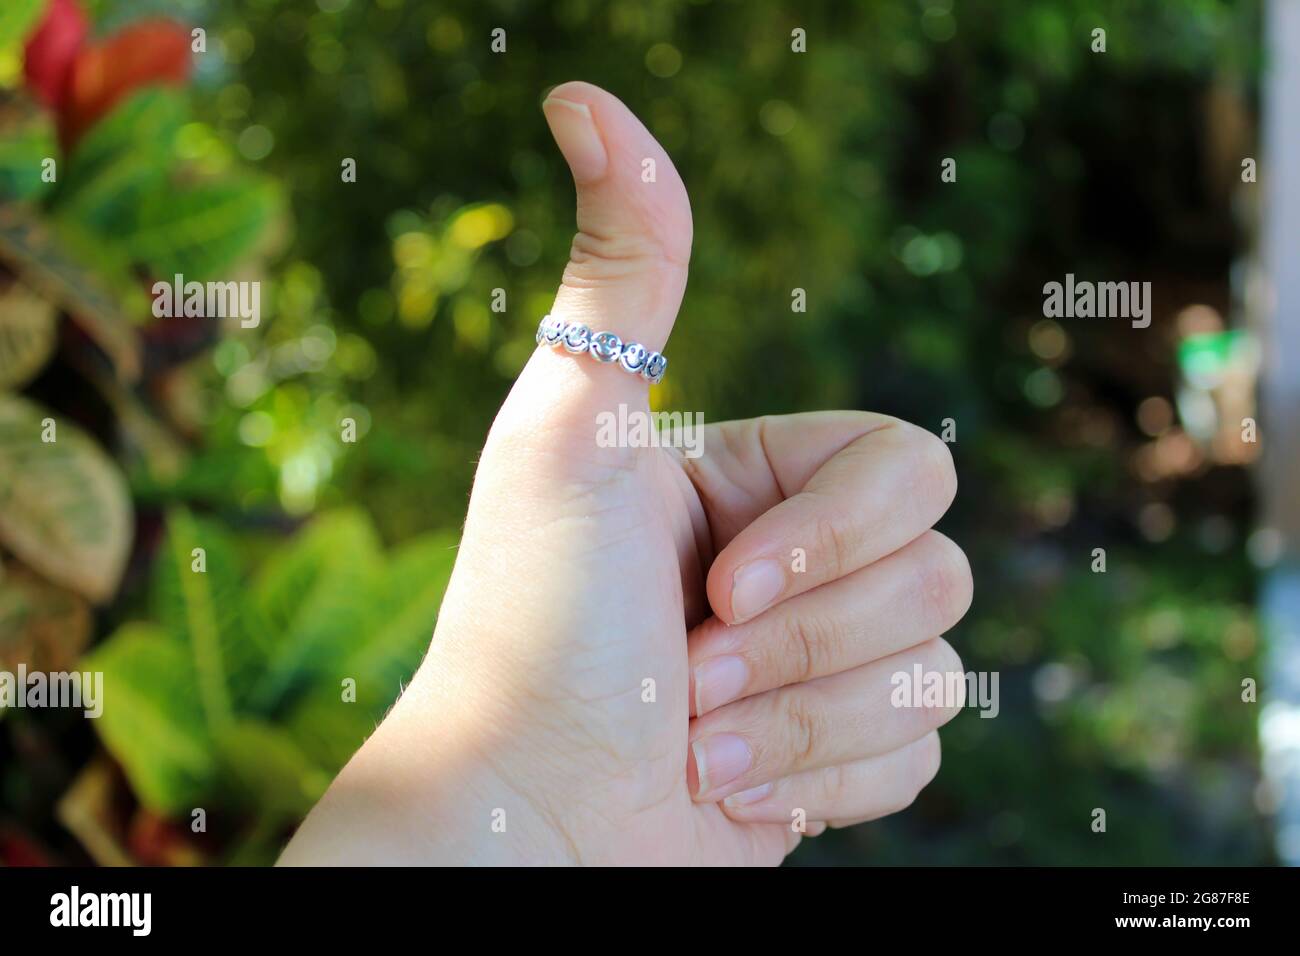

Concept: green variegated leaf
[[154, 508, 268, 724], [0, 561, 92, 673], [280, 529, 456, 773], [63, 90, 185, 175], [213, 719, 330, 818], [0, 101, 58, 202], [45, 89, 280, 288], [0, 205, 140, 381], [282, 687, 375, 776], [82, 623, 215, 815], [126, 176, 281, 281], [288, 532, 455, 730], [0, 395, 132, 602], [0, 278, 57, 389], [53, 90, 186, 230], [247, 508, 385, 712], [82, 508, 460, 810], [345, 532, 457, 689]]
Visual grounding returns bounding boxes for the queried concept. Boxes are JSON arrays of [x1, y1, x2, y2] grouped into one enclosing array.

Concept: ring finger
[[688, 637, 966, 803]]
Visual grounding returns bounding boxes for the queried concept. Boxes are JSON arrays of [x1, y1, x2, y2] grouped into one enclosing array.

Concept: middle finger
[[688, 530, 972, 717]]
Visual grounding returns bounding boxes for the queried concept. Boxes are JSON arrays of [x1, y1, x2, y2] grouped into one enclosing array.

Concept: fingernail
[[691, 734, 752, 797], [542, 96, 607, 183], [694, 656, 748, 715], [723, 782, 773, 808], [730, 558, 785, 623]]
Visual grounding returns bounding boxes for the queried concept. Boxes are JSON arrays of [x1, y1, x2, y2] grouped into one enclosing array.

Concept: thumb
[[541, 80, 692, 354], [493, 81, 692, 460]]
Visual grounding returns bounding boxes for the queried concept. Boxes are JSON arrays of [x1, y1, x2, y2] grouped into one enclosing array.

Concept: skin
[[280, 82, 973, 866]]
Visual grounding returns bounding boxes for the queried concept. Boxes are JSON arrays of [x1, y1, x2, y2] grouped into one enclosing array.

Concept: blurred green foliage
[[1, 0, 1274, 864], [84, 509, 455, 864]]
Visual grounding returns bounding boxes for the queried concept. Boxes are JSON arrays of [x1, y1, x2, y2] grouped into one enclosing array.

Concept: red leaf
[[23, 0, 89, 108], [59, 20, 193, 150]]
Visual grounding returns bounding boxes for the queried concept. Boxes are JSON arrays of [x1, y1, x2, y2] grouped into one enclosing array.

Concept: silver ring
[[535, 315, 667, 384]]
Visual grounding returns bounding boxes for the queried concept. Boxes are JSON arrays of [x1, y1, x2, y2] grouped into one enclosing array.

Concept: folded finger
[[703, 416, 957, 625], [688, 637, 965, 803], [689, 530, 972, 716], [719, 732, 942, 825]]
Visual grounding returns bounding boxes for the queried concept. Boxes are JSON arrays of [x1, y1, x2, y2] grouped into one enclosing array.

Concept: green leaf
[[251, 509, 383, 635], [213, 719, 330, 819], [53, 91, 186, 231], [154, 508, 267, 725], [282, 687, 378, 775], [0, 278, 57, 389], [0, 395, 132, 602], [49, 90, 281, 282], [282, 531, 457, 773], [127, 176, 281, 281], [0, 0, 42, 55], [0, 105, 57, 202], [82, 623, 215, 815], [247, 509, 385, 712], [344, 532, 458, 689]]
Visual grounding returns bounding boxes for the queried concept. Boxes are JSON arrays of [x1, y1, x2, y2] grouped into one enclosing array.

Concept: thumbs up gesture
[[283, 83, 972, 866]]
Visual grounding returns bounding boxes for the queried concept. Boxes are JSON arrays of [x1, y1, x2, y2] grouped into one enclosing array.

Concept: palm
[[622, 448, 795, 866], [463, 430, 791, 866]]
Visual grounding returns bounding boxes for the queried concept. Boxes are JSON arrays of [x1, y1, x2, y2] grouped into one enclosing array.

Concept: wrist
[[280, 669, 575, 866]]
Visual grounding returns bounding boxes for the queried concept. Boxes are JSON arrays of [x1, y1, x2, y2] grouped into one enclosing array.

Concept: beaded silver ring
[[535, 314, 667, 385]]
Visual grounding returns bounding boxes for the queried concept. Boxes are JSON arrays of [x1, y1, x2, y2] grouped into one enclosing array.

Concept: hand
[[280, 81, 972, 866]]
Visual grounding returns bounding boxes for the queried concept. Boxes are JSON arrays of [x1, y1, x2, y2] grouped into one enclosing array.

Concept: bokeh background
[[0, 0, 1284, 865]]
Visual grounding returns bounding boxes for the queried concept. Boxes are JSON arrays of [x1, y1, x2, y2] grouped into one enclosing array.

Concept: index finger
[[699, 413, 957, 625]]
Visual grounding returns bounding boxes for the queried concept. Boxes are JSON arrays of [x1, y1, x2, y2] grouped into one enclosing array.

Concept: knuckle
[[776, 611, 841, 685], [813, 510, 857, 579], [775, 616, 816, 686], [820, 761, 849, 805], [566, 229, 688, 277], [780, 690, 826, 768], [917, 532, 974, 628]]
